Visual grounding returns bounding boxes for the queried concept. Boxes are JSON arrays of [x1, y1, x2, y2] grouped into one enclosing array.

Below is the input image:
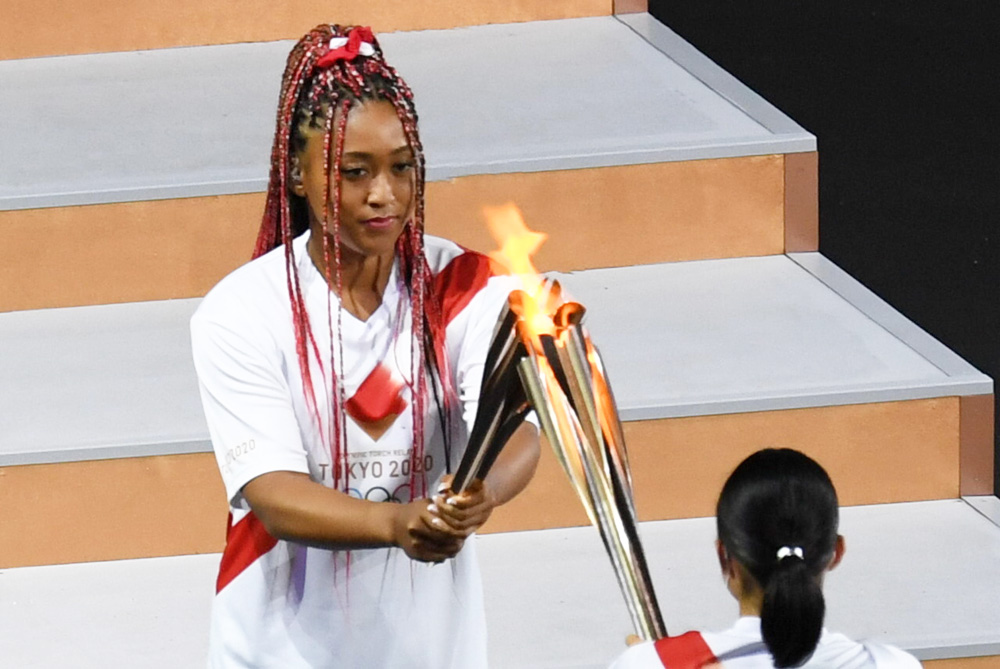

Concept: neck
[[730, 561, 765, 617], [738, 593, 764, 617], [306, 231, 395, 320]]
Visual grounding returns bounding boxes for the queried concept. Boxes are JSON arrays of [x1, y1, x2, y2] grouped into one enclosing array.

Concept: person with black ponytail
[[610, 449, 920, 668]]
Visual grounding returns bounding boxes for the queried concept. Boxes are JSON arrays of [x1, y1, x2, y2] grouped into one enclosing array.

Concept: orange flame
[[484, 204, 561, 344], [485, 203, 547, 279]]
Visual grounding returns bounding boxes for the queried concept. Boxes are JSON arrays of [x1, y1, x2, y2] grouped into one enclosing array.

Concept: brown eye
[[340, 167, 366, 179], [393, 161, 415, 174]]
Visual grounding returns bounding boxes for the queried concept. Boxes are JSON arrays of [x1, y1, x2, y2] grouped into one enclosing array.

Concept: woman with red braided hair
[[191, 24, 539, 667]]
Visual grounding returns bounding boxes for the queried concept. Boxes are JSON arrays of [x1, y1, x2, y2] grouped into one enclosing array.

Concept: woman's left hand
[[431, 476, 496, 537]]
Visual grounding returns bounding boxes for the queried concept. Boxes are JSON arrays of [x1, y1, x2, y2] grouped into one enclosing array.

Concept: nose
[[366, 171, 394, 208]]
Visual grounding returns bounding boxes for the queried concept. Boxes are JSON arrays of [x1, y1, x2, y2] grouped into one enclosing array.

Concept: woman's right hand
[[391, 498, 467, 563]]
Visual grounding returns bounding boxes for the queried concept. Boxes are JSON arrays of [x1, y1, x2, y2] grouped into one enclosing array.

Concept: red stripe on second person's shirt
[[654, 632, 718, 669], [216, 512, 278, 593]]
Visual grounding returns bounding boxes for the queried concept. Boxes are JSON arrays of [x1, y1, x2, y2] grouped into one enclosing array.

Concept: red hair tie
[[315, 26, 376, 69]]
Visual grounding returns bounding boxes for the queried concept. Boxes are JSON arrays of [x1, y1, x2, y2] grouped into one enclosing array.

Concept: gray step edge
[[789, 252, 992, 384], [616, 13, 816, 144], [0, 15, 814, 212], [0, 254, 990, 467], [0, 499, 996, 667]]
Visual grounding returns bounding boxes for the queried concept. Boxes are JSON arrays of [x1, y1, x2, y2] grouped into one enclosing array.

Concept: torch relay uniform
[[609, 617, 921, 669], [191, 230, 516, 668]]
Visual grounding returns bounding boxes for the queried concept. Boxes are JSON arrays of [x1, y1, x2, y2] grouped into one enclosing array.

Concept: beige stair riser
[[614, 0, 649, 13], [961, 392, 995, 495], [0, 154, 805, 312], [784, 151, 818, 252], [1, 453, 224, 569], [925, 657, 1000, 669], [0, 0, 610, 60], [2, 396, 979, 568], [495, 395, 966, 532]]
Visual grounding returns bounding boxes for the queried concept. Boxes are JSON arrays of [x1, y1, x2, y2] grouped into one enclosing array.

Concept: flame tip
[[485, 203, 563, 347]]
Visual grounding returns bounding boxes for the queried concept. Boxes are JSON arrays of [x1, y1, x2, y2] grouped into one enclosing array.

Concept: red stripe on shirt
[[654, 632, 718, 669], [216, 511, 278, 593], [432, 251, 497, 326]]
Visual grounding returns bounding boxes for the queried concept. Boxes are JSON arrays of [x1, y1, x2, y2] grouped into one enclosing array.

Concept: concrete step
[[0, 0, 613, 60], [1, 498, 996, 667], [0, 15, 816, 311], [1, 253, 990, 567]]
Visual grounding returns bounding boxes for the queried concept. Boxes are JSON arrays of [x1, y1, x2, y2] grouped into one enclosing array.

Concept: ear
[[827, 535, 846, 572], [289, 155, 306, 197], [716, 539, 732, 578]]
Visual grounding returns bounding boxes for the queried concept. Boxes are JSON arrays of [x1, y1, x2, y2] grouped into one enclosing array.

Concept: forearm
[[244, 423, 540, 549], [484, 421, 540, 506], [242, 471, 395, 549], [244, 470, 466, 562]]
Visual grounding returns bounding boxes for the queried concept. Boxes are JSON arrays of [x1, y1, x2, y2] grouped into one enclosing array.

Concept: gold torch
[[454, 204, 666, 640]]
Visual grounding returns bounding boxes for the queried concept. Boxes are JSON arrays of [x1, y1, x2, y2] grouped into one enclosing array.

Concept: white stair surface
[[0, 253, 989, 467], [557, 252, 991, 420], [0, 15, 813, 211], [1, 498, 997, 667]]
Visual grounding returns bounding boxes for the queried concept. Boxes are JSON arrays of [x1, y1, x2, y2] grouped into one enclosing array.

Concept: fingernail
[[437, 481, 449, 493], [427, 503, 438, 514], [432, 517, 446, 528], [446, 496, 458, 506]]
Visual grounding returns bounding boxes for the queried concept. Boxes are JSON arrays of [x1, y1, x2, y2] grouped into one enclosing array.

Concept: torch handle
[[473, 402, 531, 482], [452, 362, 528, 492]]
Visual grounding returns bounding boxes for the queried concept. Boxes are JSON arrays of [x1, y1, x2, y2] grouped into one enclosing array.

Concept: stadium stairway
[[1, 3, 997, 667]]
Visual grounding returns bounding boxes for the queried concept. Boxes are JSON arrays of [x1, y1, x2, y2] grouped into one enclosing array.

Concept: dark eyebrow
[[342, 146, 413, 159]]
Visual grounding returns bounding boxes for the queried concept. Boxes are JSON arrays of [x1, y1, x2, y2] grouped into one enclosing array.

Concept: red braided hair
[[254, 25, 452, 500]]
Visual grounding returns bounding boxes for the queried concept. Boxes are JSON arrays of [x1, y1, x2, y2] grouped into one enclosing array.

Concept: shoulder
[[424, 235, 497, 281], [190, 243, 303, 366], [608, 633, 718, 669], [654, 632, 719, 667], [424, 235, 513, 325], [859, 640, 922, 668], [423, 235, 474, 269], [193, 242, 294, 330], [812, 631, 922, 669]]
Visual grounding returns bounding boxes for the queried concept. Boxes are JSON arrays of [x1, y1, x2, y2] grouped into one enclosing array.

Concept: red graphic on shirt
[[345, 363, 408, 440], [216, 511, 277, 593]]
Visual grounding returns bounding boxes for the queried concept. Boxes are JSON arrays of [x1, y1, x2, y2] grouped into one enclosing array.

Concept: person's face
[[293, 98, 415, 265]]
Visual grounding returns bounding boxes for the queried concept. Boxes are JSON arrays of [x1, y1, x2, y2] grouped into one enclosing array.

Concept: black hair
[[716, 448, 839, 668]]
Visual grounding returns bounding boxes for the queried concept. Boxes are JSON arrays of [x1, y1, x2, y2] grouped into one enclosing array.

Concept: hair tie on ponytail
[[777, 546, 804, 561]]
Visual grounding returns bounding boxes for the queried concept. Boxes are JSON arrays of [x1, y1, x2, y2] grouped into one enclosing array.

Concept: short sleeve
[[190, 307, 310, 507]]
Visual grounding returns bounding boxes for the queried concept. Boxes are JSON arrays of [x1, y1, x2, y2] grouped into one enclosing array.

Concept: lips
[[363, 216, 398, 230]]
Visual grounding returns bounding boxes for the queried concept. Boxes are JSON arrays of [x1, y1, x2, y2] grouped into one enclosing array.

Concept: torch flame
[[484, 205, 664, 640], [485, 203, 547, 278], [484, 203, 561, 345]]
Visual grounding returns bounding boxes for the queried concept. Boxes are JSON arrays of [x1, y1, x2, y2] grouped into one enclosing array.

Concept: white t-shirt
[[191, 231, 518, 668], [609, 617, 921, 669]]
